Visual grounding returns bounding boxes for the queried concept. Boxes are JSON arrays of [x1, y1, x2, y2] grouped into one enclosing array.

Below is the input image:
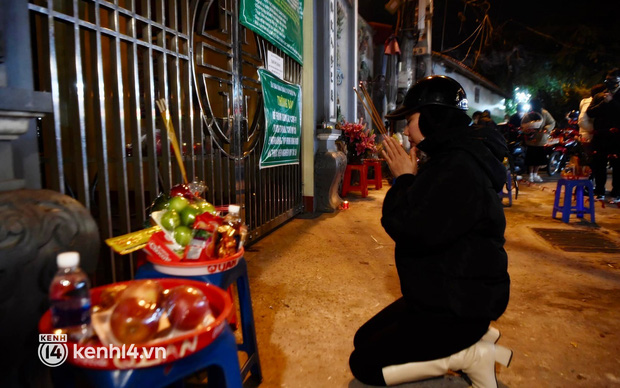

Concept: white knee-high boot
[[382, 357, 450, 385], [449, 341, 512, 388], [481, 326, 501, 343], [382, 340, 512, 387]]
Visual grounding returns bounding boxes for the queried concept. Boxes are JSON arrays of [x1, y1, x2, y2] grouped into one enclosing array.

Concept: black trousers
[[349, 298, 489, 386], [591, 150, 620, 196]]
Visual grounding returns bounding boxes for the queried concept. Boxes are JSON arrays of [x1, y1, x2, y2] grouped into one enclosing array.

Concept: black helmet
[[604, 68, 620, 93], [385, 75, 468, 120]]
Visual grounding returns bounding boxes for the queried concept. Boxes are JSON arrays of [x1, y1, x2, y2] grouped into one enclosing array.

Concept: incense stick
[[354, 88, 387, 135], [156, 99, 188, 184], [361, 84, 387, 135]]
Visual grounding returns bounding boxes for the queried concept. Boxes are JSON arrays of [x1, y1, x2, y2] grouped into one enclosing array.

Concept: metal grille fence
[[28, 0, 303, 284]]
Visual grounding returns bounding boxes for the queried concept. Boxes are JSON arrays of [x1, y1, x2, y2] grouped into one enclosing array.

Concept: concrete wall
[[432, 62, 507, 122]]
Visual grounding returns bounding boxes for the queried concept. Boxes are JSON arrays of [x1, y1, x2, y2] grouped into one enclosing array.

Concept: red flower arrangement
[[338, 121, 377, 163]]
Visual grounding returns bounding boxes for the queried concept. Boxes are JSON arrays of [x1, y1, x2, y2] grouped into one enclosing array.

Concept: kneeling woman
[[349, 76, 512, 387]]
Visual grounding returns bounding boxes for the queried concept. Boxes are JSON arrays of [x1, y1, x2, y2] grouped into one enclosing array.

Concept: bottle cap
[[57, 251, 80, 268], [228, 204, 240, 214]]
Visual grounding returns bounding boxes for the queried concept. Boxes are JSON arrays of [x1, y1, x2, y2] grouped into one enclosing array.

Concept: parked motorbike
[[500, 124, 526, 175], [508, 138, 526, 176], [545, 125, 583, 176]]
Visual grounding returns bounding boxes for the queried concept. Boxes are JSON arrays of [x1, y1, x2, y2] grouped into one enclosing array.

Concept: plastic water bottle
[[49, 251, 92, 343]]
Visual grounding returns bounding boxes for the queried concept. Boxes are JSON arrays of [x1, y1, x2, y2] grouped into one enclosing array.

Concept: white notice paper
[[267, 51, 284, 80]]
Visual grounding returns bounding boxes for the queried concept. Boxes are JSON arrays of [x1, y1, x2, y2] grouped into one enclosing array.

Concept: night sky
[[358, 0, 620, 89], [437, 0, 620, 50], [358, 0, 620, 54], [487, 0, 620, 28]]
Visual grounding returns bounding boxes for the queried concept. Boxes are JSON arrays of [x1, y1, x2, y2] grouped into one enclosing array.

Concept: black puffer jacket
[[586, 90, 620, 152], [381, 125, 510, 321]]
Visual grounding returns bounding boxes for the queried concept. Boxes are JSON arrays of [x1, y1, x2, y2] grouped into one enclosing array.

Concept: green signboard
[[258, 69, 302, 169], [240, 0, 303, 65]]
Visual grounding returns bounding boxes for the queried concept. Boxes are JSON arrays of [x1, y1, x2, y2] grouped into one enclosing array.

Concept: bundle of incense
[[155, 98, 188, 184], [353, 86, 388, 135]]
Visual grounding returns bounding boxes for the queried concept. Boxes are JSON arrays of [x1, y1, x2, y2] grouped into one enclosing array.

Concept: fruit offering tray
[[145, 247, 244, 276], [105, 182, 247, 265], [39, 279, 232, 370]]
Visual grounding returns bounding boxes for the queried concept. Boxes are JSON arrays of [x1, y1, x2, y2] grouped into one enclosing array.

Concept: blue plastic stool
[[498, 168, 513, 207], [552, 179, 595, 223], [78, 324, 242, 388], [136, 257, 262, 384]]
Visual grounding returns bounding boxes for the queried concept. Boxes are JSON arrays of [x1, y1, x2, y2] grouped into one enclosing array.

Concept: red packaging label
[[144, 231, 184, 262], [194, 213, 223, 233]]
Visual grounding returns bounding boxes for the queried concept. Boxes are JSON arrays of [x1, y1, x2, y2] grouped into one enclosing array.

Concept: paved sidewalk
[[243, 175, 620, 388]]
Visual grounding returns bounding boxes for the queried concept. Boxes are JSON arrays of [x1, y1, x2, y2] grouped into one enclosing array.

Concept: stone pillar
[[0, 0, 52, 192], [0, 88, 51, 191], [313, 0, 347, 212]]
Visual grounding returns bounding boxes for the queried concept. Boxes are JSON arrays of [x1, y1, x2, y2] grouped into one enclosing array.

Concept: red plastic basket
[[39, 278, 232, 370], [145, 247, 244, 276]]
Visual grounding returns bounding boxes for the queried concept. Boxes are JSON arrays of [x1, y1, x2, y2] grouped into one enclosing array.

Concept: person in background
[[349, 75, 512, 387], [586, 69, 620, 202], [482, 110, 496, 124], [480, 110, 498, 130], [521, 99, 556, 183], [503, 104, 526, 143], [578, 84, 606, 169], [579, 84, 606, 143], [509, 103, 526, 128], [472, 111, 483, 126]]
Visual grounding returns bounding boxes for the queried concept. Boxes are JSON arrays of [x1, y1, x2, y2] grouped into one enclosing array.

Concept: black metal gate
[[28, 0, 303, 284]]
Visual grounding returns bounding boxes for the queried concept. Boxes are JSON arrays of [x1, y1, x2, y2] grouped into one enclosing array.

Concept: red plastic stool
[[342, 164, 368, 197], [364, 159, 383, 189]]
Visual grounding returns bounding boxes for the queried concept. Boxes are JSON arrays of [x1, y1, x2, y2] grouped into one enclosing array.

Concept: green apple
[[194, 200, 216, 215], [168, 196, 189, 213], [160, 210, 181, 231], [180, 205, 201, 226], [173, 225, 193, 247]]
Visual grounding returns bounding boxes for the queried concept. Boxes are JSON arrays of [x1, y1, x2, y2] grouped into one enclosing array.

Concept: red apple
[[110, 297, 162, 344], [120, 280, 163, 306], [170, 184, 193, 200], [97, 284, 128, 311], [163, 285, 212, 331]]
